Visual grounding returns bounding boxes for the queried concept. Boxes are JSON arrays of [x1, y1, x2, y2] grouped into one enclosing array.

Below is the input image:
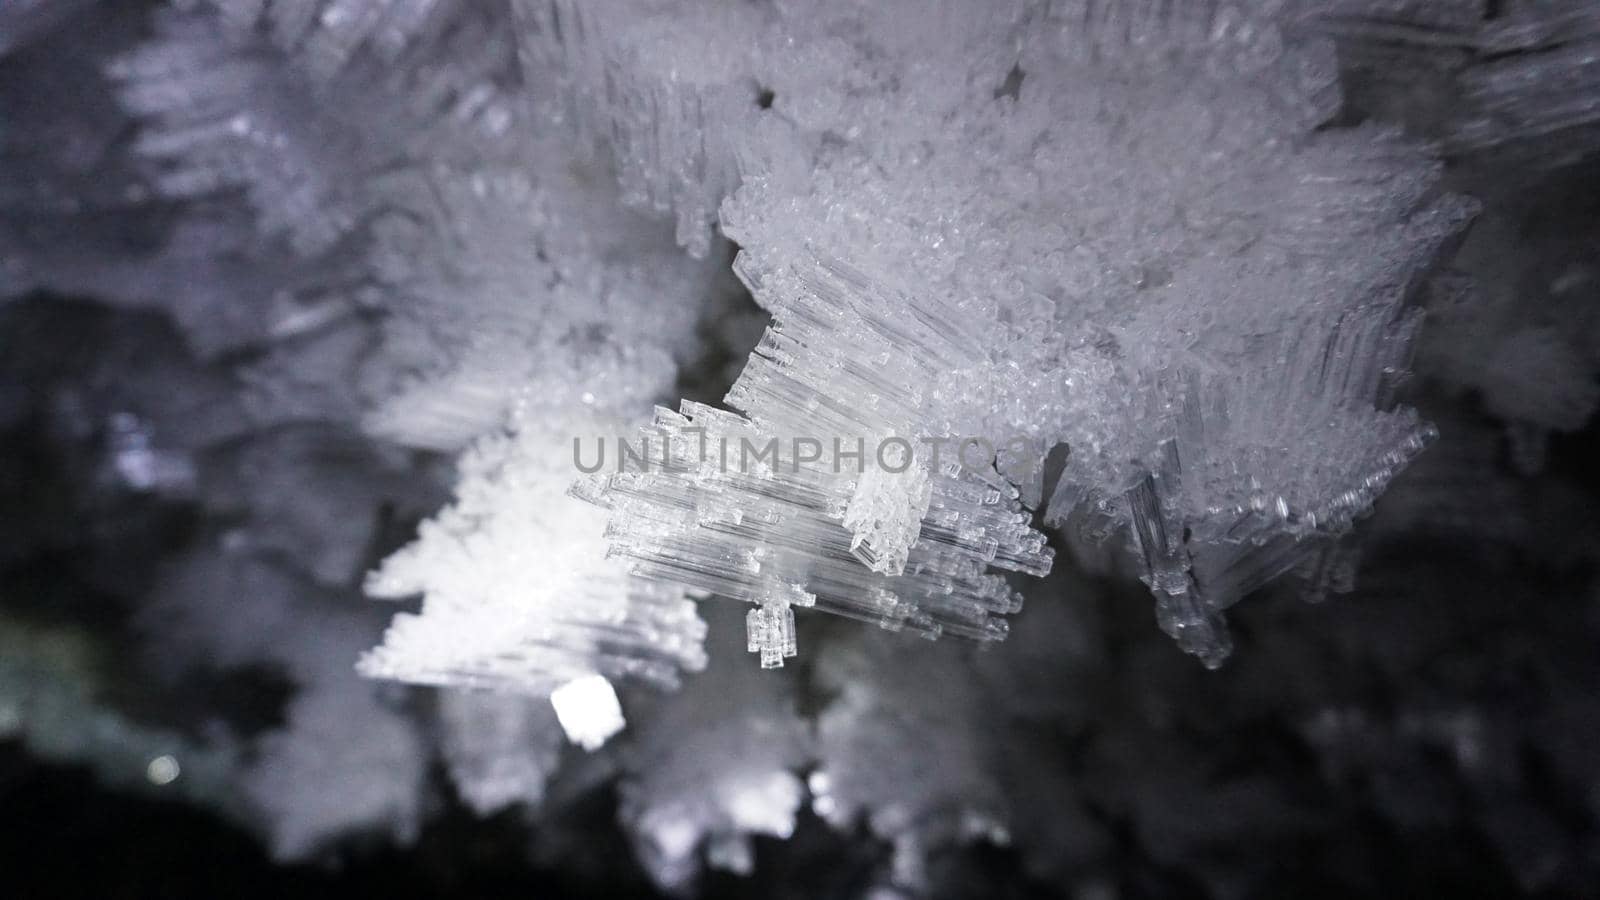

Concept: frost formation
[[4, 0, 1600, 892]]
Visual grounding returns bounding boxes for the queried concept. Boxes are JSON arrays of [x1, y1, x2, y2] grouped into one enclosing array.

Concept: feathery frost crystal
[[11, 0, 1599, 885]]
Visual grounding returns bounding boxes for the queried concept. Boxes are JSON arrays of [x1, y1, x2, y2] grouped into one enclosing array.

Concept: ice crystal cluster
[[5, 0, 1600, 893], [358, 402, 709, 706], [557, 0, 1471, 672]]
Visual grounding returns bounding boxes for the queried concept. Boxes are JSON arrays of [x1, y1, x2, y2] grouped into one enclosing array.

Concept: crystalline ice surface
[[574, 0, 1468, 666], [109, 2, 519, 259], [356, 158, 716, 451], [104, 1, 724, 710], [584, 399, 1045, 666], [91, 0, 1495, 707], [511, 0, 767, 257], [111, 2, 717, 449], [360, 403, 709, 708]]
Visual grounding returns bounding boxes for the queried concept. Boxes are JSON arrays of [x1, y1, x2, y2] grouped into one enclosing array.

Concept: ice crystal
[[437, 691, 564, 816], [360, 404, 708, 700], [110, 4, 715, 449], [97, 0, 1484, 675], [8, 0, 1600, 890], [511, 0, 766, 258], [574, 0, 1466, 666], [357, 157, 720, 451], [1316, 0, 1600, 171], [245, 674, 426, 861], [812, 633, 1011, 890], [1452, 1, 1600, 169], [614, 613, 812, 891], [581, 400, 1045, 665]]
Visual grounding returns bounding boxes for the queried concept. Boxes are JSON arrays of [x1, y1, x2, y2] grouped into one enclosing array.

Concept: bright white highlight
[[549, 675, 626, 752], [146, 754, 180, 786]]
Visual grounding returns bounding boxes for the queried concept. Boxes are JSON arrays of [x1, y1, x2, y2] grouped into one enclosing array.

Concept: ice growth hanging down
[[511, 0, 766, 259], [99, 0, 1490, 701], [614, 610, 812, 891], [925, 2, 1464, 666], [112, 0, 521, 261], [1313, 0, 1600, 172], [109, 0, 724, 722], [571, 0, 1473, 667], [359, 402, 709, 746], [356, 157, 718, 452], [111, 2, 717, 451], [581, 397, 1049, 668], [1004, 7, 1473, 665]]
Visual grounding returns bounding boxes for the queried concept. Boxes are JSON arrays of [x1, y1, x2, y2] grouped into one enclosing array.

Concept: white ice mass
[[6, 0, 1600, 891]]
